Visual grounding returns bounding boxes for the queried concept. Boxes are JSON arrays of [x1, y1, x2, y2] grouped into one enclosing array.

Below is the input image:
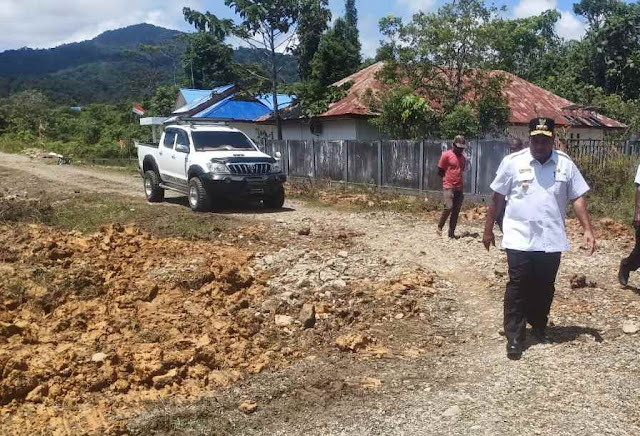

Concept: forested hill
[[0, 23, 298, 105], [0, 24, 181, 77]]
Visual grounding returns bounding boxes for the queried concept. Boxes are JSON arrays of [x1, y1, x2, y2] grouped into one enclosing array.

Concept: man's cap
[[529, 117, 555, 137], [453, 135, 467, 149]]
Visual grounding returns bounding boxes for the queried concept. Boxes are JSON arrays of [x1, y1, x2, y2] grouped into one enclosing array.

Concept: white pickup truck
[[136, 122, 286, 211]]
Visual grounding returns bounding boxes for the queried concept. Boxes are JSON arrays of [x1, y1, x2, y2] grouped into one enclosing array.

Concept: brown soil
[[0, 216, 437, 435]]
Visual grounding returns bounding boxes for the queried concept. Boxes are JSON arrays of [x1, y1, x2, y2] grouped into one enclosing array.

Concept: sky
[[0, 0, 598, 56]]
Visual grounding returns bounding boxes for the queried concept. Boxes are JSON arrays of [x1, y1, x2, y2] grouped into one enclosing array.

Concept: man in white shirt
[[482, 117, 596, 359], [618, 164, 640, 285]]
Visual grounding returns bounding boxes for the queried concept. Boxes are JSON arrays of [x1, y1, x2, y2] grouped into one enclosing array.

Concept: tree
[[440, 104, 480, 139], [485, 10, 562, 83], [344, 0, 361, 55], [181, 32, 236, 89], [375, 0, 510, 137], [0, 90, 50, 139], [185, 1, 301, 139], [310, 0, 361, 87], [150, 84, 180, 116], [573, 0, 625, 30], [294, 0, 331, 81], [378, 0, 496, 109], [369, 86, 440, 139]]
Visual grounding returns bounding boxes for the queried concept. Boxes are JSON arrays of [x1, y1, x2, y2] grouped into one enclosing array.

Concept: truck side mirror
[[275, 151, 282, 159], [176, 144, 190, 154]]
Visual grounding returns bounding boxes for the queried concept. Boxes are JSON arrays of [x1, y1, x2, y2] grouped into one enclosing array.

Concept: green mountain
[[0, 23, 299, 105]]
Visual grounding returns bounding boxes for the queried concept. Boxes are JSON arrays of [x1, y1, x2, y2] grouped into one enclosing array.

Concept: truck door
[[158, 129, 177, 182], [169, 129, 190, 183]]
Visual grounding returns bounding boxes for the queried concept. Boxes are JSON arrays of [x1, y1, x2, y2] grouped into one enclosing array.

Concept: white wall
[[355, 119, 388, 140], [229, 122, 275, 143], [281, 119, 358, 140], [508, 125, 607, 141]]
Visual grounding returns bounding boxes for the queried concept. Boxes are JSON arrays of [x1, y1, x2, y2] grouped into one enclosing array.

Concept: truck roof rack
[[164, 117, 230, 127]]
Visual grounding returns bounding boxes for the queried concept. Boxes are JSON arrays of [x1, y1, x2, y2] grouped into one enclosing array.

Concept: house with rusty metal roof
[[260, 62, 626, 141]]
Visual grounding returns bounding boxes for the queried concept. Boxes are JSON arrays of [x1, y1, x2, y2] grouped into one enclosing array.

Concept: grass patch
[[49, 194, 228, 239], [578, 156, 640, 224], [287, 178, 445, 214]]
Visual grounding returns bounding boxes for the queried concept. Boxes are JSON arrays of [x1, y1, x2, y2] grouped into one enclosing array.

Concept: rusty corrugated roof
[[277, 61, 625, 129]]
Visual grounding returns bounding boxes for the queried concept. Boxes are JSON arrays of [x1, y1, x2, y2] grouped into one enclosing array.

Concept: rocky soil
[[0, 152, 639, 436]]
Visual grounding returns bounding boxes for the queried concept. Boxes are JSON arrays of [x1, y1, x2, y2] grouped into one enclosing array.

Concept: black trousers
[[621, 227, 640, 271], [504, 250, 561, 340], [438, 189, 464, 237]]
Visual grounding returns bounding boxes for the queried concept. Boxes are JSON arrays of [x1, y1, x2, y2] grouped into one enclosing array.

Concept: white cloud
[[513, 0, 556, 19], [395, 0, 438, 14], [556, 10, 587, 40], [512, 0, 586, 41], [0, 0, 203, 50]]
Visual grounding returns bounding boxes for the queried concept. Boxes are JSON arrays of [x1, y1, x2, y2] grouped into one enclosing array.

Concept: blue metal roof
[[194, 95, 272, 121], [179, 85, 234, 105], [257, 94, 295, 110]]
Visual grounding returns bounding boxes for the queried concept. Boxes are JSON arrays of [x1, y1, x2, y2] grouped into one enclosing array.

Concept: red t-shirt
[[438, 150, 466, 190]]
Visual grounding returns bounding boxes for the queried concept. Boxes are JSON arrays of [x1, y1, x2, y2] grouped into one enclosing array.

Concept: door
[[158, 129, 177, 181], [169, 129, 190, 184]]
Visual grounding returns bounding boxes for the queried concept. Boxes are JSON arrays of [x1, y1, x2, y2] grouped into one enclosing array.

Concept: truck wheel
[[188, 177, 210, 212], [144, 170, 164, 203], [264, 186, 285, 209]]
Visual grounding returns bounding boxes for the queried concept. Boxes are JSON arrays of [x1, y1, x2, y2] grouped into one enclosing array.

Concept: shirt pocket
[[553, 172, 569, 195], [513, 171, 534, 198]]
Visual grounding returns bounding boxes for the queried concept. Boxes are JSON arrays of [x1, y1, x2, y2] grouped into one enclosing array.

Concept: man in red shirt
[[437, 135, 467, 238]]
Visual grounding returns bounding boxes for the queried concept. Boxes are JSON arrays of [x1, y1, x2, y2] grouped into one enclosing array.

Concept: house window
[[570, 133, 574, 139], [577, 133, 581, 140]]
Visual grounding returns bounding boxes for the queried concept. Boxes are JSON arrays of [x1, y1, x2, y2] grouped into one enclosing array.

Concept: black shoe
[[506, 338, 523, 359], [619, 261, 630, 286], [532, 327, 550, 344]]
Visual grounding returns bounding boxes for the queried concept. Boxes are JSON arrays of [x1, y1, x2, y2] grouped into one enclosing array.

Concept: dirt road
[[1, 152, 639, 435]]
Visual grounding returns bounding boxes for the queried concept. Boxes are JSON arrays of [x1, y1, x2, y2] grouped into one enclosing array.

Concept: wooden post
[[377, 141, 383, 187], [419, 140, 425, 192]]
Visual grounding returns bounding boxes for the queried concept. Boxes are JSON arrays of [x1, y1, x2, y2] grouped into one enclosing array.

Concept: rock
[[91, 352, 107, 363], [332, 279, 347, 290], [275, 315, 294, 327], [394, 313, 404, 320], [264, 255, 274, 265], [338, 251, 348, 258], [298, 227, 311, 236], [299, 304, 316, 329], [442, 405, 461, 417], [113, 379, 130, 393], [296, 278, 311, 288], [622, 320, 640, 334], [152, 368, 179, 389], [335, 333, 371, 352], [239, 400, 258, 414], [0, 322, 23, 337], [26, 384, 48, 403], [261, 298, 281, 313], [570, 274, 595, 289]]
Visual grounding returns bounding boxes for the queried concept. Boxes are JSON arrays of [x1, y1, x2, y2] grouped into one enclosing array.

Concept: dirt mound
[[0, 223, 278, 434], [0, 222, 440, 435]]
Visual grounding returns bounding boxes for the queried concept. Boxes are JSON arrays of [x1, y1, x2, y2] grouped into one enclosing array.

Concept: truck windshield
[[191, 131, 255, 151]]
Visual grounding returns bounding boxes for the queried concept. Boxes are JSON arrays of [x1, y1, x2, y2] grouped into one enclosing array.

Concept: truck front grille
[[227, 163, 271, 175]]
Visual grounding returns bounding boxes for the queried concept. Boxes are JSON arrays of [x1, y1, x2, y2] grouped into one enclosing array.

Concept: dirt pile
[[0, 223, 278, 434], [0, 222, 440, 435]]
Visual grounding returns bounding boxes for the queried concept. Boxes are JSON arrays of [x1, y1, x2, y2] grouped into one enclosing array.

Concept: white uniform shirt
[[634, 164, 640, 184], [490, 148, 589, 253]]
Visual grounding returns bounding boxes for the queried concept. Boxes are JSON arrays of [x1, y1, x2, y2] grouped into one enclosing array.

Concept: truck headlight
[[271, 161, 282, 173], [207, 162, 230, 174]]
